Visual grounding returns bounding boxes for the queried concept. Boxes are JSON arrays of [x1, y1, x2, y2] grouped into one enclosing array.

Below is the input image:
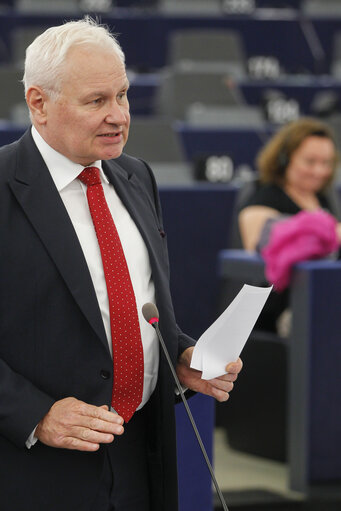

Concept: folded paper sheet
[[191, 284, 272, 380]]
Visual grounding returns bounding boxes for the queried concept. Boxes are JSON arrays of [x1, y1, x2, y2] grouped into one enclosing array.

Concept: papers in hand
[[190, 284, 272, 380]]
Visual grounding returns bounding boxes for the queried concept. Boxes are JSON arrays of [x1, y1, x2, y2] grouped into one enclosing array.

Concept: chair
[[167, 29, 247, 78], [327, 113, 341, 155], [123, 116, 193, 184], [160, 184, 239, 510], [15, 0, 79, 12], [156, 68, 244, 120], [302, 0, 341, 15], [159, 184, 239, 339], [228, 177, 260, 248], [10, 101, 30, 126], [186, 104, 265, 128], [10, 26, 47, 68], [331, 31, 341, 78], [0, 65, 25, 120], [160, 0, 221, 14], [217, 249, 341, 494], [124, 117, 184, 162]]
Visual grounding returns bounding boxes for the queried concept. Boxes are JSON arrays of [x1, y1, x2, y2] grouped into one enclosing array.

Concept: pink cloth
[[261, 210, 339, 291]]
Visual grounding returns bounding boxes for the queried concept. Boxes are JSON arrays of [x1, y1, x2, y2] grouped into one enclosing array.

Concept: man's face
[[40, 45, 130, 166]]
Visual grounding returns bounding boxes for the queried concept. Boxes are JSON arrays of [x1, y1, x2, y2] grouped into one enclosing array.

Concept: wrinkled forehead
[[60, 44, 127, 89]]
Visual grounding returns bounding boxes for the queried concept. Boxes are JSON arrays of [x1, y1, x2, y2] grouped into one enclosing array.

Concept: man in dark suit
[[0, 17, 242, 511]]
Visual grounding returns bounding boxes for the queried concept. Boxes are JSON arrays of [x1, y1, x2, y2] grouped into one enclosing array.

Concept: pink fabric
[[261, 210, 339, 291]]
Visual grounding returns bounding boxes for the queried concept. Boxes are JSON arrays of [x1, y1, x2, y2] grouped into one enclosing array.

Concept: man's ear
[[26, 86, 49, 125]]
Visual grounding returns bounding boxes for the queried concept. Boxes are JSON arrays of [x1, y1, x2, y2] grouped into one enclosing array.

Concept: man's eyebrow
[[82, 91, 105, 101], [82, 80, 130, 101]]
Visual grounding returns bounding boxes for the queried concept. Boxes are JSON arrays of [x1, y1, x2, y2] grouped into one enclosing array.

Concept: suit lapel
[[103, 159, 163, 267], [8, 131, 108, 351]]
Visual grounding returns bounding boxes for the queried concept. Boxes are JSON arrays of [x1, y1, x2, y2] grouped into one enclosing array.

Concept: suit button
[[100, 370, 110, 380]]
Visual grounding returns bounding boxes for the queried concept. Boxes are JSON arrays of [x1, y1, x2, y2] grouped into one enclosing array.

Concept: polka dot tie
[[78, 167, 144, 423]]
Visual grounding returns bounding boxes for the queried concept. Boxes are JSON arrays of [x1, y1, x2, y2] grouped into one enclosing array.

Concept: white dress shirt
[[26, 126, 159, 447]]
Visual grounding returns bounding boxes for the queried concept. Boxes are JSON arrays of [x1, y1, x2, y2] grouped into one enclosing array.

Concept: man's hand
[[176, 347, 243, 402], [35, 397, 124, 452]]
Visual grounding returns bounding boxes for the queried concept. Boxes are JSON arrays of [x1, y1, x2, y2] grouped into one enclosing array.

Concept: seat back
[[156, 68, 244, 119], [0, 66, 25, 119], [124, 117, 184, 162], [160, 184, 238, 339], [168, 28, 246, 75]]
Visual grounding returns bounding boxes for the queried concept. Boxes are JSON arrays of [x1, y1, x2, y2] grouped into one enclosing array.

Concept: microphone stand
[[151, 321, 229, 511]]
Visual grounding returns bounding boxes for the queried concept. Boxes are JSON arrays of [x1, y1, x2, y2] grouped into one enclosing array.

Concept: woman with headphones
[[238, 117, 340, 333], [239, 117, 340, 250]]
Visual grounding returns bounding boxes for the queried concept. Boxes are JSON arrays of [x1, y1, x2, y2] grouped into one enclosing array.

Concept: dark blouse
[[241, 182, 332, 215]]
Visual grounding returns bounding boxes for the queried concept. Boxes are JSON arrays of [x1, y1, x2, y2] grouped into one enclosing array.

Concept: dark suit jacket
[[0, 130, 195, 511]]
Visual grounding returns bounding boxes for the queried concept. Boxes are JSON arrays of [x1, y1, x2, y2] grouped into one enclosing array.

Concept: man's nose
[[105, 101, 128, 125]]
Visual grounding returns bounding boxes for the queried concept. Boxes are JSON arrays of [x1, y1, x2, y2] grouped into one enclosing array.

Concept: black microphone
[[142, 303, 229, 511]]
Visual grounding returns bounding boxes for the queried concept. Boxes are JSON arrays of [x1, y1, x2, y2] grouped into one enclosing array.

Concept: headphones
[[277, 144, 289, 175]]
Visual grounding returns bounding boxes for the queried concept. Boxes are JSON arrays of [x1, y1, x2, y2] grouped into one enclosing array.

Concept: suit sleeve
[[0, 358, 55, 447]]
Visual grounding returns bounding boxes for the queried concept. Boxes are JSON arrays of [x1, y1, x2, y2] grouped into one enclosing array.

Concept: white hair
[[23, 16, 125, 98]]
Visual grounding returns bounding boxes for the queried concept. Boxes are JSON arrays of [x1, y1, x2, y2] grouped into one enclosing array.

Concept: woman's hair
[[257, 117, 338, 188], [23, 16, 125, 98]]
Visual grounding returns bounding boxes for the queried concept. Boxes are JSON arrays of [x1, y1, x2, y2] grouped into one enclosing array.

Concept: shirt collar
[[31, 126, 108, 191]]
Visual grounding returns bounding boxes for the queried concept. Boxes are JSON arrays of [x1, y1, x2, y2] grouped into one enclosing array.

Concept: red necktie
[[78, 167, 144, 422]]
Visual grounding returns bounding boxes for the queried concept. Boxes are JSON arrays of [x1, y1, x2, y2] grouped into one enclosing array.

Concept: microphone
[[142, 303, 229, 511]]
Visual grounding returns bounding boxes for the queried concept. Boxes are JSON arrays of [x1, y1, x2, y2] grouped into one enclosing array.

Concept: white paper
[[190, 284, 272, 380]]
